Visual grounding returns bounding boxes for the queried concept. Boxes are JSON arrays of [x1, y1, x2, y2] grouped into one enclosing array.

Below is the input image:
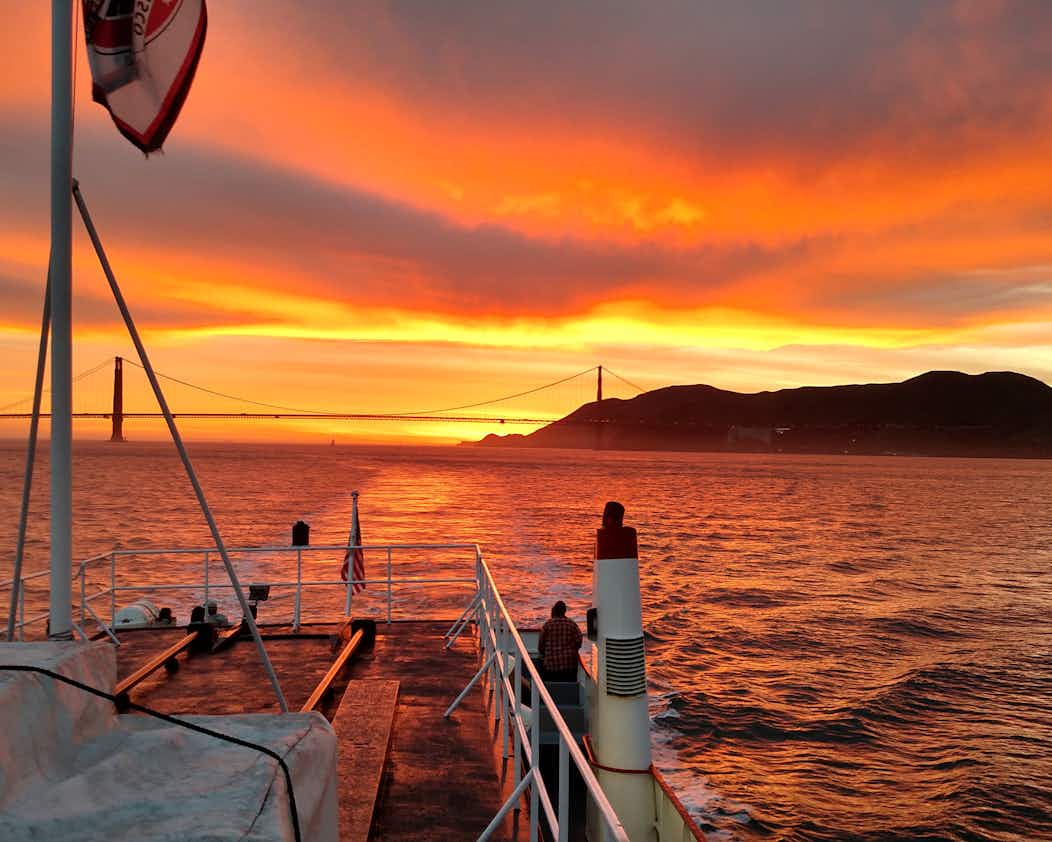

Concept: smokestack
[[590, 502, 656, 841]]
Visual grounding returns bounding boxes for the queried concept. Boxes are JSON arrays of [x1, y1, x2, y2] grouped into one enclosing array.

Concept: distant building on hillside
[[727, 425, 773, 447]]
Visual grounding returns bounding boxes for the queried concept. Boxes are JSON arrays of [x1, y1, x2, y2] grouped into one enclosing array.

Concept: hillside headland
[[471, 371, 1052, 457]]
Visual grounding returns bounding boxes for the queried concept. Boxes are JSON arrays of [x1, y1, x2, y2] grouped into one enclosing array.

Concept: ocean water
[[1, 440, 1050, 841]]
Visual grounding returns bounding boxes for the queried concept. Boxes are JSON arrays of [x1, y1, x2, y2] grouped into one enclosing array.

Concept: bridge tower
[[595, 365, 605, 451], [110, 356, 125, 442]]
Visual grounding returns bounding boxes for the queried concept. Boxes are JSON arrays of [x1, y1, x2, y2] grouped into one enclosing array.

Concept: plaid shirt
[[538, 616, 583, 672]]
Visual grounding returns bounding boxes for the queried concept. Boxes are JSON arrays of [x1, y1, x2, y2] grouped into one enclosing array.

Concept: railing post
[[109, 552, 116, 630], [477, 768, 535, 842], [443, 651, 497, 719], [293, 547, 302, 632], [488, 585, 498, 709], [480, 584, 489, 666], [495, 615, 503, 722], [558, 736, 570, 842], [483, 583, 495, 707], [500, 620, 510, 757], [512, 648, 522, 793], [474, 552, 484, 650], [203, 550, 209, 612], [79, 565, 85, 631], [530, 668, 541, 842], [386, 546, 393, 624], [18, 581, 25, 641]]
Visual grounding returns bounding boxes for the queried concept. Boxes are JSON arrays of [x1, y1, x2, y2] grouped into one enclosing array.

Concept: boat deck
[[113, 620, 524, 841], [350, 622, 522, 841], [114, 624, 335, 713]]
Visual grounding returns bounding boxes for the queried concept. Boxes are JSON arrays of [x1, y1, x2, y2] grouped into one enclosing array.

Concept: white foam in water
[[650, 706, 756, 840], [519, 548, 590, 621], [649, 689, 682, 720]]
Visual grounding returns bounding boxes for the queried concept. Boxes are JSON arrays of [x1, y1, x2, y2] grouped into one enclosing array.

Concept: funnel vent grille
[[604, 634, 646, 696]]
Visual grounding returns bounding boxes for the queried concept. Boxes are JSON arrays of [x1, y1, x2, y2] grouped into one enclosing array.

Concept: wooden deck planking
[[334, 679, 400, 842], [114, 625, 338, 714], [349, 621, 527, 842]]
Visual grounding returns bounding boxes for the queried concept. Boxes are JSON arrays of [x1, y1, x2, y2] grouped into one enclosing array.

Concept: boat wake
[[650, 691, 760, 840]]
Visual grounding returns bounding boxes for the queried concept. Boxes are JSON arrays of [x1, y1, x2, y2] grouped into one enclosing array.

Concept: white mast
[[49, 0, 73, 640]]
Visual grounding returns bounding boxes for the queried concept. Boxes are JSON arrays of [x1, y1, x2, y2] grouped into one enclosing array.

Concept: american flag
[[341, 511, 365, 594]]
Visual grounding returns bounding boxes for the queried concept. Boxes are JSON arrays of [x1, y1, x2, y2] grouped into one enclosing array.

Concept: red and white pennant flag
[[83, 0, 207, 153]]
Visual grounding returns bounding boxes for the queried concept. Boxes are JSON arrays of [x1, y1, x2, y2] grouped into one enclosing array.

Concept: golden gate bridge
[[0, 357, 647, 440]]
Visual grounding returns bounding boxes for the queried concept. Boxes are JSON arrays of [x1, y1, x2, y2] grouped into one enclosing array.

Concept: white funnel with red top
[[591, 502, 656, 841]]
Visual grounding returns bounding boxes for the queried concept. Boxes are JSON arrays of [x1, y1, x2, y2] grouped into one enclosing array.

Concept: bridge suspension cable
[[123, 358, 323, 414], [133, 360, 606, 417], [603, 367, 647, 394], [0, 357, 112, 412], [399, 366, 599, 415]]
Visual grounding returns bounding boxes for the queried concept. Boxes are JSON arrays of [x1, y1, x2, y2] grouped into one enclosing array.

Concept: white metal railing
[[3, 543, 480, 640], [0, 569, 50, 640], [446, 551, 630, 842]]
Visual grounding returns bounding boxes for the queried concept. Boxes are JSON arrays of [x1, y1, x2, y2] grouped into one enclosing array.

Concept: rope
[[0, 665, 302, 842]]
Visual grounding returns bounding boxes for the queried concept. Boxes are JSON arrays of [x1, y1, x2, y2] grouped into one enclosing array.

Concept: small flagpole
[[344, 491, 359, 616], [48, 0, 74, 641]]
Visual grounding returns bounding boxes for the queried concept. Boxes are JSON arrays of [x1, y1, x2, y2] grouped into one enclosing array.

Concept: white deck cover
[[0, 642, 338, 842], [0, 641, 117, 806]]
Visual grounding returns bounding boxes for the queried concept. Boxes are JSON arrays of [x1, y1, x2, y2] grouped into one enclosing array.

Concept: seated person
[[156, 606, 175, 625], [186, 605, 217, 653], [537, 600, 582, 682], [204, 599, 230, 627]]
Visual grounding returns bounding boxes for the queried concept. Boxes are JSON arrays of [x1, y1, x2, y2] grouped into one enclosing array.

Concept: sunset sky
[[1, 1, 1051, 442]]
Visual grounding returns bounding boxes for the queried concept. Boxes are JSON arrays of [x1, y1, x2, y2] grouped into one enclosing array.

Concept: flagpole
[[49, 0, 74, 640], [344, 491, 359, 615]]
